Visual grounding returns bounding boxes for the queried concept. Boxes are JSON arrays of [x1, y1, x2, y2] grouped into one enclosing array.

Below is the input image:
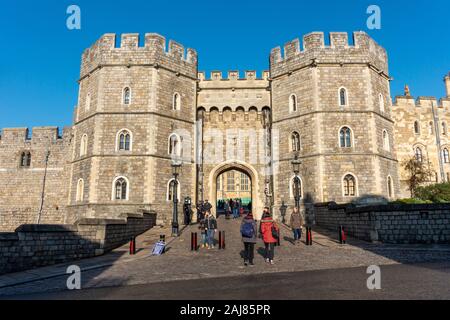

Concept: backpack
[[271, 223, 279, 239], [241, 221, 255, 238]]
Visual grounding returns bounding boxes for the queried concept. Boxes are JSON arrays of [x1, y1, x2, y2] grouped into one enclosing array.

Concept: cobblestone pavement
[[2, 216, 450, 298]]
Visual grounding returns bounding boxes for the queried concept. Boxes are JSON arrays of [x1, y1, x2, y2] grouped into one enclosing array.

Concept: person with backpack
[[199, 214, 208, 248], [259, 207, 279, 265], [240, 212, 257, 266], [205, 210, 218, 249], [290, 207, 304, 245]]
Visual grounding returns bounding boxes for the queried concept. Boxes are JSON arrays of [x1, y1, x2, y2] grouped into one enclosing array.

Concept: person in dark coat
[[205, 210, 218, 249], [240, 212, 257, 266]]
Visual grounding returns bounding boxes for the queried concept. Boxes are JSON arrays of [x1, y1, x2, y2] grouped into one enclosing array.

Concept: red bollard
[[191, 232, 197, 251], [308, 228, 313, 246], [129, 237, 136, 255], [219, 231, 226, 250]]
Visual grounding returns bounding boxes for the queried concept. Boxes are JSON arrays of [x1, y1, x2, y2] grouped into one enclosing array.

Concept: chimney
[[445, 73, 450, 97]]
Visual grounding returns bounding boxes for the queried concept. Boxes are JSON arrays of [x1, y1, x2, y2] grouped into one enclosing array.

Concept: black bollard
[[190, 232, 195, 251], [195, 232, 198, 251]]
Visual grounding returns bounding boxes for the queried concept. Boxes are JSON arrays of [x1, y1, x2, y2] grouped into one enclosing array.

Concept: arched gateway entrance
[[207, 161, 264, 220]]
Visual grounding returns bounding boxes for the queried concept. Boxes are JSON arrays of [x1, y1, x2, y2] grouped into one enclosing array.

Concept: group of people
[[218, 198, 252, 219], [194, 203, 305, 266], [240, 206, 305, 266]]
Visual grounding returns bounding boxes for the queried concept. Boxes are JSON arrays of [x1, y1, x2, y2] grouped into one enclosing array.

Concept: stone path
[[2, 216, 450, 297]]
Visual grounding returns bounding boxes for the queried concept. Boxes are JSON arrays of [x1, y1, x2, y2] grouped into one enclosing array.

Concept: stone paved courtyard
[[2, 216, 450, 298]]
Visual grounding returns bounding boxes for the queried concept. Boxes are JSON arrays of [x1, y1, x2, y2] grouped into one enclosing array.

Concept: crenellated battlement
[[80, 33, 198, 79], [270, 31, 388, 78], [394, 95, 450, 109], [198, 70, 270, 81], [0, 126, 72, 145]]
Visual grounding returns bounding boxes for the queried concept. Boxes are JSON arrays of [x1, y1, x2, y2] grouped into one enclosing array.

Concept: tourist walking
[[232, 199, 239, 219], [224, 201, 231, 219], [240, 212, 257, 266], [205, 211, 218, 249], [290, 207, 304, 245], [199, 214, 208, 248], [259, 207, 279, 265]]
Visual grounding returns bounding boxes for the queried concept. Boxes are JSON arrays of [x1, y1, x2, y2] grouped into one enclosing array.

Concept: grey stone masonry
[[314, 202, 450, 244], [0, 210, 156, 275]]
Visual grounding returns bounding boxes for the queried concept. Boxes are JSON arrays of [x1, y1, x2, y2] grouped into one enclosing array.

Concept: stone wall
[[0, 127, 72, 232], [392, 94, 450, 198], [0, 210, 156, 275], [314, 202, 450, 244]]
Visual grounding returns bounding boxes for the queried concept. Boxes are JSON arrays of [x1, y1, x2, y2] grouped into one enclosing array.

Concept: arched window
[[443, 148, 450, 164], [343, 174, 357, 197], [167, 178, 180, 201], [387, 176, 394, 198], [429, 121, 434, 135], [289, 175, 303, 199], [414, 121, 420, 135], [339, 87, 348, 106], [442, 122, 447, 135], [80, 134, 88, 157], [123, 87, 131, 105], [383, 130, 390, 151], [173, 93, 181, 110], [20, 151, 31, 167], [240, 173, 249, 191], [379, 94, 385, 113], [86, 93, 91, 111], [113, 177, 128, 200], [339, 127, 352, 148], [168, 133, 182, 157], [291, 131, 301, 152], [415, 147, 423, 162], [117, 129, 132, 151], [289, 94, 297, 112], [76, 179, 84, 202]]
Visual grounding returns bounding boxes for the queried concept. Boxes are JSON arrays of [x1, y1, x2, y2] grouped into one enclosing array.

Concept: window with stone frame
[[443, 148, 450, 164], [123, 87, 131, 105], [339, 127, 352, 148], [173, 93, 181, 110], [114, 177, 128, 200], [339, 88, 348, 106], [289, 94, 298, 112], [379, 93, 385, 113], [291, 131, 301, 152], [383, 130, 390, 151], [76, 179, 84, 202], [414, 121, 420, 135], [415, 147, 423, 162], [387, 176, 393, 198], [117, 130, 131, 151], [343, 174, 356, 197], [20, 151, 31, 167]]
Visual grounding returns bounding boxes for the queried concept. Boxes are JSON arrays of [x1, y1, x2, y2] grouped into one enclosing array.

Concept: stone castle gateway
[[1, 31, 449, 231]]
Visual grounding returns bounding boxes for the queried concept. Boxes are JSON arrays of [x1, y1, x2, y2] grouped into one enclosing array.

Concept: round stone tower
[[270, 31, 399, 213], [68, 33, 198, 223]]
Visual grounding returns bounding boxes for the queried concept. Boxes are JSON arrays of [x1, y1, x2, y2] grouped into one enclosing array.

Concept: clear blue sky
[[0, 0, 449, 130]]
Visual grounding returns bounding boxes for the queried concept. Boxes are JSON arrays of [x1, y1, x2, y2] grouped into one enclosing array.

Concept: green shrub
[[415, 183, 450, 203], [390, 198, 432, 205]]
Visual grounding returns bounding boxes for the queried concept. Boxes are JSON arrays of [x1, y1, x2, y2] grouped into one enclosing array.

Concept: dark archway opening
[[216, 169, 252, 217]]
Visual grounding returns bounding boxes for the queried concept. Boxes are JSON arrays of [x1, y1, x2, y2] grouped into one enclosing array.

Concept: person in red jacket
[[259, 207, 279, 265]]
